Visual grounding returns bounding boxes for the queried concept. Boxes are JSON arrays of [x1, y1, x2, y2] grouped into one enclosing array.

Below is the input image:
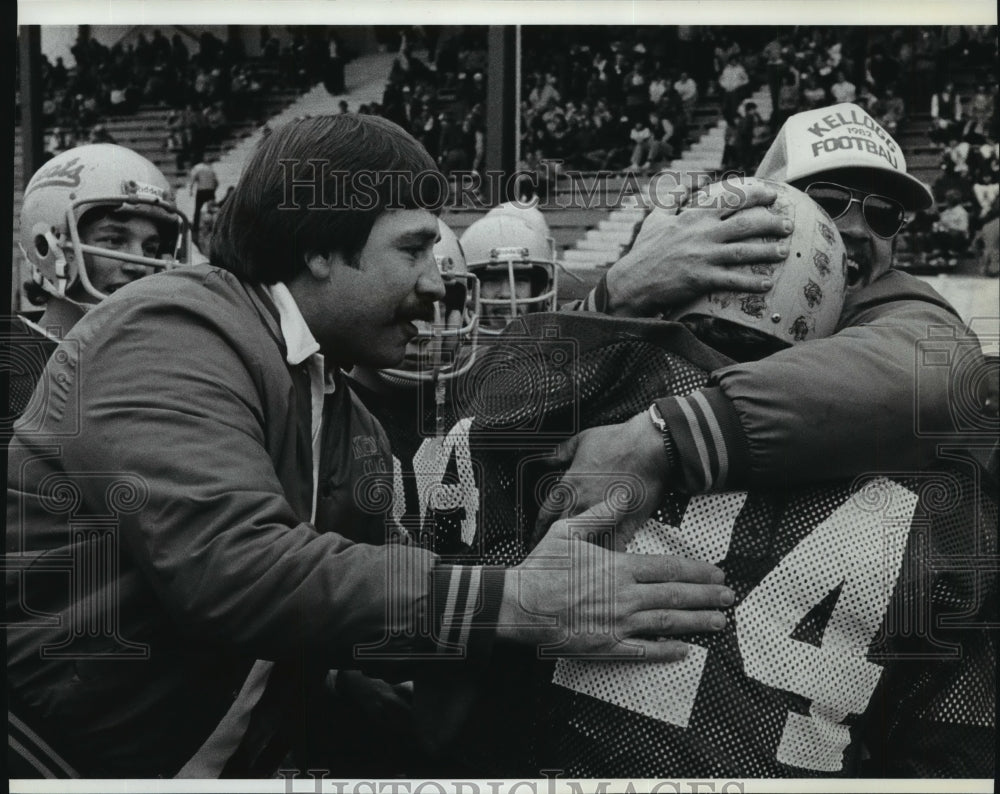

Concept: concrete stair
[[558, 99, 735, 271], [174, 52, 398, 225]]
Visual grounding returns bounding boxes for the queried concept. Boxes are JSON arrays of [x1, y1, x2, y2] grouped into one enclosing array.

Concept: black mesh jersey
[[348, 373, 479, 556], [361, 314, 998, 778], [4, 316, 60, 432]]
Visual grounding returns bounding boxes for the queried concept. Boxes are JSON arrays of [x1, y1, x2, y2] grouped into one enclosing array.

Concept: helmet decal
[[20, 144, 190, 301], [672, 177, 848, 347]]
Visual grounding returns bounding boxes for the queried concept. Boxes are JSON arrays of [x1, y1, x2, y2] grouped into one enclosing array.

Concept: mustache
[[397, 299, 437, 324]]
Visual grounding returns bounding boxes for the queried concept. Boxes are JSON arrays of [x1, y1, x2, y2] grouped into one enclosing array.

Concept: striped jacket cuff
[[655, 387, 751, 493], [430, 565, 506, 660]]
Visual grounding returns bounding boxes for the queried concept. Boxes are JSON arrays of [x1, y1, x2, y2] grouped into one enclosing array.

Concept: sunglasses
[[804, 182, 907, 239]]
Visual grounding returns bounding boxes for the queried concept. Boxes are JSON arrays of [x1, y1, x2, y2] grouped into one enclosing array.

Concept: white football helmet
[[671, 177, 848, 347], [486, 200, 556, 251], [381, 218, 481, 382], [460, 210, 558, 335], [19, 144, 190, 301]]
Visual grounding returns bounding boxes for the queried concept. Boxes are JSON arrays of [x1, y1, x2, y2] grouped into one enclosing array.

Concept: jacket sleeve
[[579, 270, 979, 491], [26, 278, 503, 667]]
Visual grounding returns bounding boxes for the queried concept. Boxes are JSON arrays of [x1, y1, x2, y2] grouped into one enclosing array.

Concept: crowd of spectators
[[515, 26, 996, 180], [511, 25, 997, 272], [21, 25, 999, 271], [517, 28, 710, 174], [28, 27, 357, 169], [360, 28, 489, 180], [912, 103, 999, 270]]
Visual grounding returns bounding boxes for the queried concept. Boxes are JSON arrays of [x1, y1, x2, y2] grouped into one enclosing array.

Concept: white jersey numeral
[[737, 479, 916, 771], [554, 478, 918, 772], [411, 418, 480, 545]]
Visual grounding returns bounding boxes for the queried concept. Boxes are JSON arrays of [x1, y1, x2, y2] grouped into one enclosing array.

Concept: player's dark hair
[[681, 316, 788, 362], [210, 114, 442, 284]]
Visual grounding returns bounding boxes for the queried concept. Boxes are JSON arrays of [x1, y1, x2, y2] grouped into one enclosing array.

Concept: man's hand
[[535, 411, 667, 541], [498, 499, 733, 663], [332, 669, 414, 726], [605, 180, 794, 317]]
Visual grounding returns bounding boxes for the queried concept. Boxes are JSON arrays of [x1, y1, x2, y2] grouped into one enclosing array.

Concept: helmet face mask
[[461, 211, 559, 335], [381, 219, 481, 383], [671, 177, 848, 351], [20, 144, 190, 302]]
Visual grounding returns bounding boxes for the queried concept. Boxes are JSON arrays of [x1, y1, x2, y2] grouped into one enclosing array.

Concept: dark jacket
[[6, 265, 503, 777]]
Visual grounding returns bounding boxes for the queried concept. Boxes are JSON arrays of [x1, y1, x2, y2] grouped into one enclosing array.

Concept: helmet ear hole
[[34, 234, 50, 257]]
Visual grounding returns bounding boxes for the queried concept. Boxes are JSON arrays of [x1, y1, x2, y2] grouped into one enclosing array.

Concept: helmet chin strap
[[33, 236, 97, 316]]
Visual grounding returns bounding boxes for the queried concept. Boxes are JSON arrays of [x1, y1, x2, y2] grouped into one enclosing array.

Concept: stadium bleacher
[[12, 25, 998, 329]]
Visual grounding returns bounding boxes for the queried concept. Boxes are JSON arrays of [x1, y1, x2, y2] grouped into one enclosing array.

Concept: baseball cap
[[756, 102, 933, 211]]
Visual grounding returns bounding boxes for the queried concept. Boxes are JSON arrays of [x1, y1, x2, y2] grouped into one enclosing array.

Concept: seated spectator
[[929, 80, 964, 146], [437, 111, 468, 176], [772, 69, 801, 131], [762, 34, 787, 113], [866, 45, 901, 92], [45, 127, 75, 157], [88, 124, 115, 144], [721, 110, 741, 171], [830, 69, 857, 104], [640, 111, 675, 172], [109, 85, 128, 111], [579, 104, 627, 171], [943, 135, 972, 177], [969, 139, 1000, 192], [717, 55, 749, 119], [196, 198, 220, 253], [564, 115, 601, 170], [855, 82, 880, 112], [528, 72, 561, 112], [623, 64, 649, 124], [737, 101, 768, 172], [627, 118, 654, 171], [648, 72, 669, 107], [934, 156, 973, 205], [42, 96, 58, 123], [963, 82, 996, 143], [79, 95, 100, 127], [929, 189, 971, 266], [973, 170, 999, 220], [971, 206, 999, 276], [204, 101, 228, 145], [800, 72, 828, 108], [657, 110, 679, 157], [673, 70, 698, 124], [165, 126, 190, 171], [903, 204, 938, 266], [874, 83, 906, 135]]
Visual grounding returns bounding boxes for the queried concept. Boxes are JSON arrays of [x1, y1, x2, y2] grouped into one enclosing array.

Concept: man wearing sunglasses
[[756, 101, 931, 288], [553, 101, 989, 509]]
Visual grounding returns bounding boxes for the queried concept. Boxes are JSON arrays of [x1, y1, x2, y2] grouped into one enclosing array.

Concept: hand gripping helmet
[[19, 144, 190, 300], [671, 177, 848, 350], [381, 218, 481, 383], [460, 209, 558, 335]]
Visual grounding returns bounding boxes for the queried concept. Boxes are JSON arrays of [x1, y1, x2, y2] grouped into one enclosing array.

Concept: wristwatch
[[648, 402, 679, 472]]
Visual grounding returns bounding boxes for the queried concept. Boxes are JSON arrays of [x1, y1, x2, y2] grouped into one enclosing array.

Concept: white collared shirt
[[263, 282, 337, 524]]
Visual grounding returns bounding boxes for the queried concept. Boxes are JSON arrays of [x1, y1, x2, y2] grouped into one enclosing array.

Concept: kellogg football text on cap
[[756, 103, 934, 211]]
